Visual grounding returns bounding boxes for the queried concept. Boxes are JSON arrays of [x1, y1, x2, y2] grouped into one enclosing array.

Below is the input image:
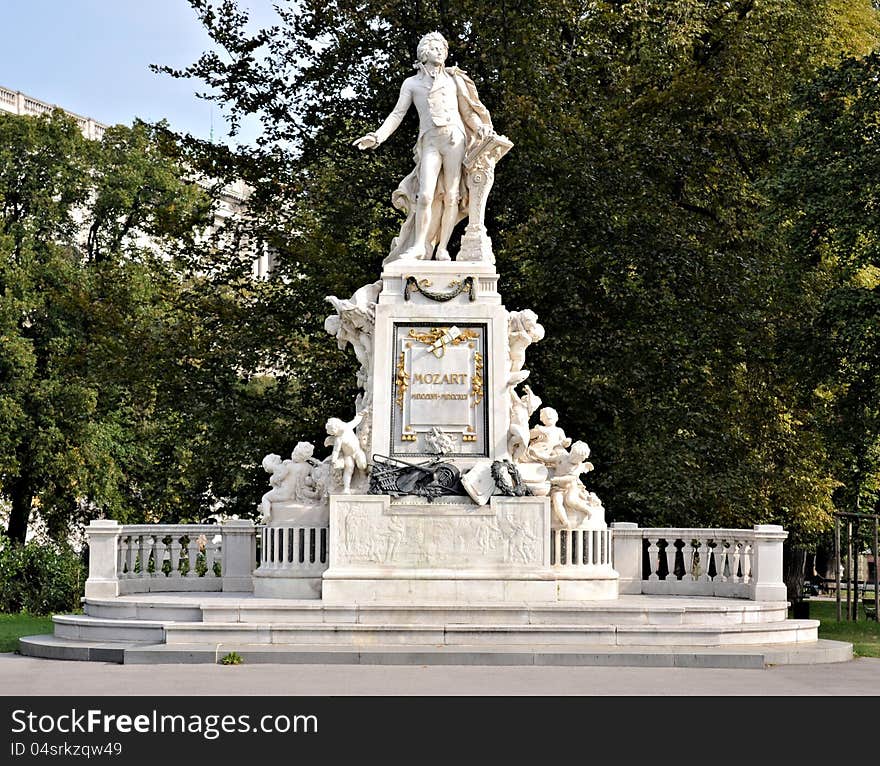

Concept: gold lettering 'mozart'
[[412, 373, 469, 385]]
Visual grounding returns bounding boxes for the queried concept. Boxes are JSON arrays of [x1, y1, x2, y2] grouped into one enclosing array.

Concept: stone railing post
[[611, 522, 643, 595], [222, 519, 256, 592], [749, 524, 788, 601], [84, 520, 122, 598]]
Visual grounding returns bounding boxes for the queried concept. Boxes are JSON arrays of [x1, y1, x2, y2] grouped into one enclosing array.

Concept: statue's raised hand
[[352, 133, 379, 151]]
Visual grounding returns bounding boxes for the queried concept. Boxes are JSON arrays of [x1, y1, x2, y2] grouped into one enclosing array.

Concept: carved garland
[[472, 351, 484, 407], [395, 351, 409, 409], [404, 276, 476, 302]]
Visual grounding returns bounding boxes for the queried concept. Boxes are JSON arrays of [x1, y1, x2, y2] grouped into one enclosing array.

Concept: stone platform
[[18, 592, 850, 668]]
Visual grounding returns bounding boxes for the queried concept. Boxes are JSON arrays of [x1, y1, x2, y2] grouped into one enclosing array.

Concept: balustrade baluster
[[139, 535, 153, 579], [205, 537, 218, 578], [647, 537, 660, 580], [741, 541, 752, 583], [152, 537, 166, 579], [554, 530, 562, 567], [729, 540, 741, 583], [292, 527, 301, 566], [715, 539, 728, 582], [186, 536, 199, 578], [682, 538, 696, 581], [117, 537, 126, 577], [126, 536, 137, 579], [698, 537, 712, 583], [169, 538, 182, 578], [662, 540, 674, 581]]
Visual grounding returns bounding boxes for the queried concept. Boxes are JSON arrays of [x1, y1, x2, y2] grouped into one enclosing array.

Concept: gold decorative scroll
[[395, 351, 409, 409], [472, 352, 484, 407], [407, 327, 479, 358]]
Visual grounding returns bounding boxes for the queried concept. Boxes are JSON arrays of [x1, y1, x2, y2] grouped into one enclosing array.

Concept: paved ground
[[2, 652, 879, 695]]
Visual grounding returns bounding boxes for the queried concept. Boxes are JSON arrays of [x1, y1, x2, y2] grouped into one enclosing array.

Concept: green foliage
[[219, 650, 243, 665], [0, 533, 85, 615], [157, 0, 880, 541], [4, 1, 878, 550], [0, 107, 321, 537], [772, 52, 880, 520]]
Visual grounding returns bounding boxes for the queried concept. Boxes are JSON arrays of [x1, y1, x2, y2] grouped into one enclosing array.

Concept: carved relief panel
[[335, 499, 544, 567]]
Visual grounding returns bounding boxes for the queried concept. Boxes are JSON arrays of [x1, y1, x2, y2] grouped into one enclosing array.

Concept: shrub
[[0, 533, 86, 615]]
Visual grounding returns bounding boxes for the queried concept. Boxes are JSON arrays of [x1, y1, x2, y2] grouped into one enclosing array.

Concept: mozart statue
[[354, 32, 509, 264]]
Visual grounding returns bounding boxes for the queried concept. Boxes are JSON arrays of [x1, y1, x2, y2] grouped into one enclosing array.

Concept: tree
[[156, 0, 879, 540], [773, 51, 880, 521], [0, 111, 217, 542]]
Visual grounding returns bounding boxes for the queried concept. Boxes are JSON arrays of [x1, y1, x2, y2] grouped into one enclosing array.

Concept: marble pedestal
[[321, 494, 619, 603]]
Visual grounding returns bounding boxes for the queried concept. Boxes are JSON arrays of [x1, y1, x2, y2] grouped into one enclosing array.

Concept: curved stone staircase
[[19, 592, 851, 668]]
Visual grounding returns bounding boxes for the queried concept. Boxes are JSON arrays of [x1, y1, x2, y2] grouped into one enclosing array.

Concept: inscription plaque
[[391, 322, 488, 457]]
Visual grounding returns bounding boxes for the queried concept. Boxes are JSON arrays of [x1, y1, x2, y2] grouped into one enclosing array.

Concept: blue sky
[[0, 0, 276, 145]]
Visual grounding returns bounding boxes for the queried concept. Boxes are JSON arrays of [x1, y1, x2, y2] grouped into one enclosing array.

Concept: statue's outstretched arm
[[353, 80, 412, 150]]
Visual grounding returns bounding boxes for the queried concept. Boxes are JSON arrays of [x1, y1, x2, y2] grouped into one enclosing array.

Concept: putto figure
[[325, 414, 368, 494], [353, 32, 493, 263]]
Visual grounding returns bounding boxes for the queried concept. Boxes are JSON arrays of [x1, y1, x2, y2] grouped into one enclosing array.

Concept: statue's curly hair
[[417, 31, 448, 63]]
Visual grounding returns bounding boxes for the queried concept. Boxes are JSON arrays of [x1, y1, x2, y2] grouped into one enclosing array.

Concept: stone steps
[[52, 615, 166, 643], [84, 599, 204, 622], [17, 635, 852, 668], [84, 597, 790, 627], [160, 618, 818, 646]]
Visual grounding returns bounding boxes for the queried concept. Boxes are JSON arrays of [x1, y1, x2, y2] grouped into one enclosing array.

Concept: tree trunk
[[784, 544, 808, 603], [6, 475, 33, 544]]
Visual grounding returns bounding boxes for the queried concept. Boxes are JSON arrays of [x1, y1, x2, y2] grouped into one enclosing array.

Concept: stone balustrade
[[611, 523, 788, 601], [86, 518, 788, 602], [257, 525, 329, 575], [550, 528, 612, 568], [252, 525, 330, 599], [84, 519, 256, 598]]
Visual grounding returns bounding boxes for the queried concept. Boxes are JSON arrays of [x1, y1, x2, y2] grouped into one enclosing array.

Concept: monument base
[[252, 571, 322, 599], [323, 494, 619, 604], [322, 572, 558, 604]]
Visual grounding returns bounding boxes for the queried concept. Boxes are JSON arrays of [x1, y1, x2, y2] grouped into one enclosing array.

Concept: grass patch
[[792, 599, 880, 658], [0, 613, 54, 652]]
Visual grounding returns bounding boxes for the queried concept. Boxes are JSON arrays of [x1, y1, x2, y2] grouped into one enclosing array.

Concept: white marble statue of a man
[[353, 32, 493, 263]]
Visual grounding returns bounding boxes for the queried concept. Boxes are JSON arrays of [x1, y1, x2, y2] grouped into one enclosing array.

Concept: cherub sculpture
[[525, 407, 572, 467], [259, 442, 322, 521], [325, 414, 368, 494], [324, 280, 382, 409], [549, 440, 604, 529], [508, 309, 545, 374], [260, 453, 292, 520], [507, 376, 542, 462]]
